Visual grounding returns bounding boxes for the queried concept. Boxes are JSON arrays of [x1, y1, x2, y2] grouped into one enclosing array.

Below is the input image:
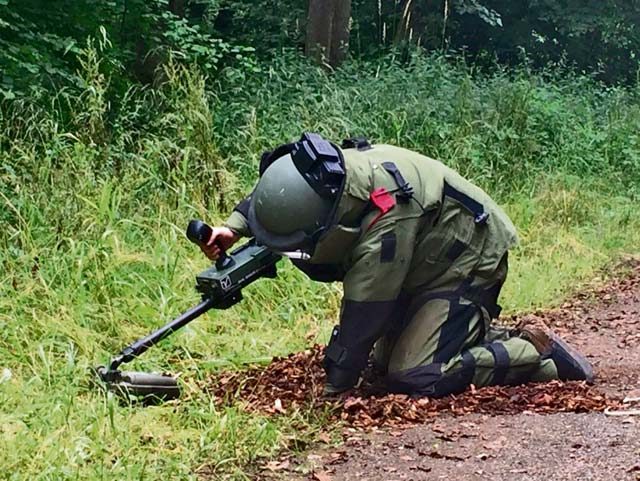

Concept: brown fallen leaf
[[305, 326, 320, 342], [432, 424, 447, 433], [533, 393, 554, 405], [312, 470, 333, 481], [422, 450, 467, 461], [327, 450, 348, 465], [482, 435, 508, 450], [477, 453, 495, 460]]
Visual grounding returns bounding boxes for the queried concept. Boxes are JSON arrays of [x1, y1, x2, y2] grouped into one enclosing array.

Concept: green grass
[[1, 50, 639, 479], [504, 180, 640, 310]]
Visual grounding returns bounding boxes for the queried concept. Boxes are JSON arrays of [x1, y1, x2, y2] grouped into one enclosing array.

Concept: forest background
[[1, 1, 640, 480]]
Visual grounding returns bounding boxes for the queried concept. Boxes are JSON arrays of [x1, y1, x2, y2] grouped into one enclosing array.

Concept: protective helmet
[[248, 133, 345, 253]]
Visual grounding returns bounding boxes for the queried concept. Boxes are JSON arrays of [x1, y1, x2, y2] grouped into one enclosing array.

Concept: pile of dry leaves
[[206, 345, 618, 429]]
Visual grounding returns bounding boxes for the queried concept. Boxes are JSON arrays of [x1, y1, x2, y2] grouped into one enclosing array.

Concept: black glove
[[322, 300, 397, 394], [323, 325, 364, 394], [323, 363, 360, 394]]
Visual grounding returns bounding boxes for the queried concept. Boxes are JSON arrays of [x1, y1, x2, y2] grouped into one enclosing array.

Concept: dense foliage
[[0, 0, 257, 97], [2, 0, 640, 100]]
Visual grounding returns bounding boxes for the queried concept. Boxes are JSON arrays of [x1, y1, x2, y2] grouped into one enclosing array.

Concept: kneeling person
[[202, 133, 594, 396]]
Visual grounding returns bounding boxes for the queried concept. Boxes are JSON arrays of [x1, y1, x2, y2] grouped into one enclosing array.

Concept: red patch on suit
[[368, 187, 396, 229]]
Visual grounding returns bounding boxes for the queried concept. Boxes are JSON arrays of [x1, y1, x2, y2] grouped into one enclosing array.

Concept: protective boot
[[519, 324, 594, 383]]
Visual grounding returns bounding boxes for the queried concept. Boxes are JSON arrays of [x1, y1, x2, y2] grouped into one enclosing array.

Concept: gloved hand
[[199, 226, 240, 261], [323, 382, 352, 396], [323, 363, 360, 396]]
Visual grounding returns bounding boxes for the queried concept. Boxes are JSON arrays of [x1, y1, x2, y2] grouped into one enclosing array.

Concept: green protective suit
[[226, 143, 558, 396]]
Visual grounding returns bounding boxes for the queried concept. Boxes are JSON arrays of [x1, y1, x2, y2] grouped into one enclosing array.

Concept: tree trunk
[[168, 0, 186, 17], [305, 0, 351, 68], [329, 0, 351, 67], [393, 0, 414, 45]]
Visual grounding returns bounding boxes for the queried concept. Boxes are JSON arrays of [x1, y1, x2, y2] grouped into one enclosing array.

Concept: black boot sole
[[548, 331, 595, 383]]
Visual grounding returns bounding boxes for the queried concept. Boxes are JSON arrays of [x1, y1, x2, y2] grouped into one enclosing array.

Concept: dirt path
[[291, 261, 640, 481], [300, 412, 639, 481]]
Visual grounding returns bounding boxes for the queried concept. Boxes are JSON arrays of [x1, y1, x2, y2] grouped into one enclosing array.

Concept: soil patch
[[298, 412, 640, 481]]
